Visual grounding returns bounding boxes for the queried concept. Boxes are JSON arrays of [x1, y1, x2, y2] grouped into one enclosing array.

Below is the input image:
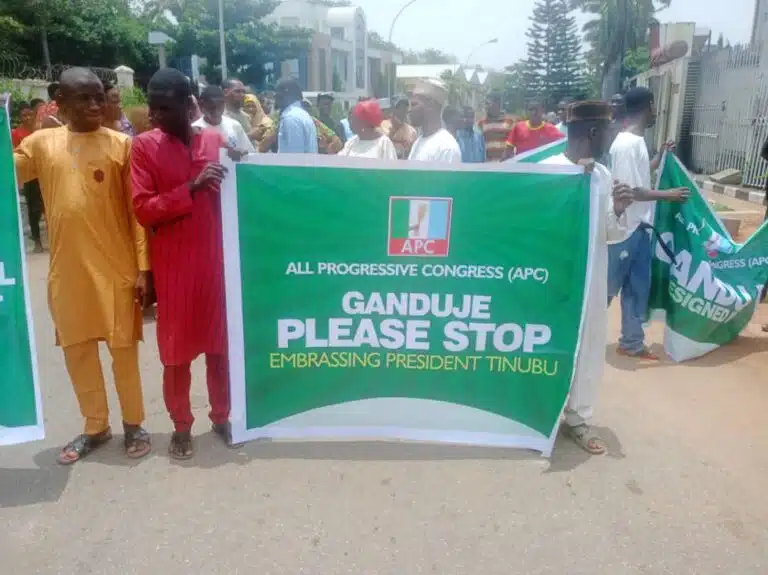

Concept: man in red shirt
[[131, 68, 230, 460], [12, 101, 45, 253], [503, 101, 564, 159], [11, 101, 36, 147]]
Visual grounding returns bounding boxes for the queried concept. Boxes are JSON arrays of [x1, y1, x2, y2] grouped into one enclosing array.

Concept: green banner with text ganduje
[[222, 156, 594, 455], [649, 153, 768, 361]]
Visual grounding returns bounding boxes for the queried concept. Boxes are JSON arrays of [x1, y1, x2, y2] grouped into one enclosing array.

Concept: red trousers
[[162, 354, 230, 433]]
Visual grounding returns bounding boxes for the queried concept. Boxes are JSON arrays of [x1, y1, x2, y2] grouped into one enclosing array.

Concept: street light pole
[[388, 0, 420, 101], [463, 38, 498, 70], [462, 38, 498, 108], [219, 0, 228, 81]]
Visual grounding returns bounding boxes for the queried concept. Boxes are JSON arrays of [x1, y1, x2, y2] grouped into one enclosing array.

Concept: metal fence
[[689, 47, 768, 188], [0, 54, 117, 85]]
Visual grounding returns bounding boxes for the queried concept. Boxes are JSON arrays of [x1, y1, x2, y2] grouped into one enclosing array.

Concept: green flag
[[222, 156, 595, 455], [650, 152, 768, 360], [511, 138, 567, 163], [0, 97, 44, 445]]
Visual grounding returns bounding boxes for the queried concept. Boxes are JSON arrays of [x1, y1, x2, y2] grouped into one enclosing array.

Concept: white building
[[264, 1, 402, 104], [396, 64, 492, 109]]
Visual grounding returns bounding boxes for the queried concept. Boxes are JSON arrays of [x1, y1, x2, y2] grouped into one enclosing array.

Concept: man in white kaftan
[[540, 100, 632, 455], [407, 79, 462, 164]]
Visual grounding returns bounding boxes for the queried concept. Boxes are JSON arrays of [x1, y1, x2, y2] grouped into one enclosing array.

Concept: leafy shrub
[[120, 86, 146, 108]]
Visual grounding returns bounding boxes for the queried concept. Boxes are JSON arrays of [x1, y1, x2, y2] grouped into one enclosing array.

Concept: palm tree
[[570, 0, 670, 97]]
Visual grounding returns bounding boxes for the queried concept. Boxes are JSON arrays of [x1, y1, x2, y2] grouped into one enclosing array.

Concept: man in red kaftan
[[130, 68, 230, 459]]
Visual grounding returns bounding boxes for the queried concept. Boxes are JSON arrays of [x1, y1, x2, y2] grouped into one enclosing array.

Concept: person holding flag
[[130, 68, 232, 459], [14, 67, 151, 463], [541, 100, 634, 454], [608, 87, 689, 360]]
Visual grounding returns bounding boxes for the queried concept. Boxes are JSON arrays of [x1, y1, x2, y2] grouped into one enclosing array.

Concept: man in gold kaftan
[[13, 67, 151, 464]]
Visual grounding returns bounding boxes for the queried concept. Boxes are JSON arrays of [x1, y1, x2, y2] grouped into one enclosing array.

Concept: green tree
[[524, 0, 584, 109], [440, 69, 467, 107], [581, 58, 602, 99], [403, 48, 457, 65], [570, 0, 670, 97], [624, 45, 650, 76], [0, 14, 25, 56], [502, 61, 528, 114], [142, 0, 311, 87], [0, 0, 156, 78], [367, 30, 399, 52]]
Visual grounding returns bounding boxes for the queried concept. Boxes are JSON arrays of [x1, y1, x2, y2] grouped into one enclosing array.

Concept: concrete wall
[[1, 66, 132, 100], [633, 58, 689, 151], [1, 79, 49, 100]]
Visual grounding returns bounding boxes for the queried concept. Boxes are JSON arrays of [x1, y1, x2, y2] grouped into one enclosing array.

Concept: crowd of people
[[9, 64, 692, 462]]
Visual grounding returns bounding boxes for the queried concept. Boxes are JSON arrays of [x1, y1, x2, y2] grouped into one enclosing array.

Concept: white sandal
[[565, 424, 606, 455]]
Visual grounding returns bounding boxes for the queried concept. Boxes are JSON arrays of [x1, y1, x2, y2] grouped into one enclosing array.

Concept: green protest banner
[[222, 156, 596, 455], [519, 138, 768, 362], [0, 97, 44, 445], [649, 152, 768, 361]]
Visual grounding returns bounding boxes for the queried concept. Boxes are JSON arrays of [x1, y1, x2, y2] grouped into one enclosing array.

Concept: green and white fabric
[[221, 155, 597, 455], [0, 97, 44, 446], [519, 136, 768, 362], [511, 139, 567, 163], [650, 153, 768, 361]]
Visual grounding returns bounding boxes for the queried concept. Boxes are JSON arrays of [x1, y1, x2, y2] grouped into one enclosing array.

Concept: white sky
[[354, 0, 757, 70]]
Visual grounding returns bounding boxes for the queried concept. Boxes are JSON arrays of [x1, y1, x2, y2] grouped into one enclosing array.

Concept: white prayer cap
[[410, 78, 449, 107]]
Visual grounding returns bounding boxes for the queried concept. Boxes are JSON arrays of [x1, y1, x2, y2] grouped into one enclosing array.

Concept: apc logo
[[387, 196, 453, 257]]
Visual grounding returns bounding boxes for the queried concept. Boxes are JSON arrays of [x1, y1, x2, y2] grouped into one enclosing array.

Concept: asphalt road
[[2, 249, 768, 574]]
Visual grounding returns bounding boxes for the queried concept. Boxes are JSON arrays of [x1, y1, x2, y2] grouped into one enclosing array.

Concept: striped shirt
[[478, 115, 516, 162]]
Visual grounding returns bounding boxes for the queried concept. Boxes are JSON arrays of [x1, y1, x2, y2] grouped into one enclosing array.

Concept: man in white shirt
[[608, 87, 688, 360], [193, 85, 255, 154], [555, 97, 571, 135], [407, 79, 461, 164], [541, 100, 632, 455], [222, 78, 251, 132]]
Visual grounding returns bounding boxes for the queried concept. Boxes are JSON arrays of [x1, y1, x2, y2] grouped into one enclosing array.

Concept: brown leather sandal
[[169, 431, 194, 460], [57, 428, 113, 465], [124, 424, 151, 459]]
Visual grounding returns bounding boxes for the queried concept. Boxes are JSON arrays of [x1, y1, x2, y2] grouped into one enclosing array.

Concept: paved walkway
[[696, 176, 766, 206], [1, 254, 768, 574]]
